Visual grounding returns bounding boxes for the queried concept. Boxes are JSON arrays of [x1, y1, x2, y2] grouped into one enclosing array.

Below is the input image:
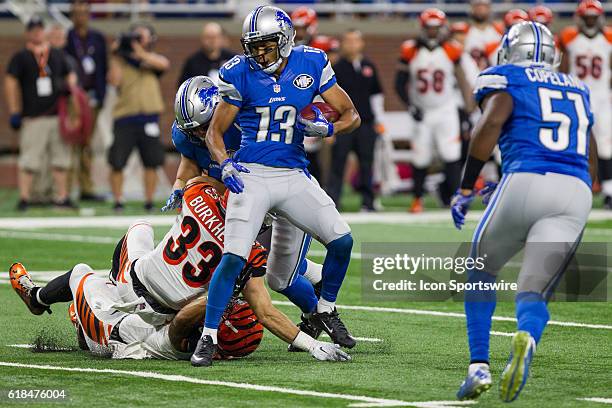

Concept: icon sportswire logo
[[293, 74, 314, 90]]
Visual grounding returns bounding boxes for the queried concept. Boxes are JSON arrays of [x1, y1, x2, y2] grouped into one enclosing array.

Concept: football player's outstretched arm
[[242, 277, 299, 343], [321, 84, 361, 135], [242, 277, 350, 361], [205, 100, 240, 164]]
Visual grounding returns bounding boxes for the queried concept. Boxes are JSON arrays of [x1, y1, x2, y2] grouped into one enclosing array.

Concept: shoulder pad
[[442, 40, 463, 62], [400, 40, 418, 62], [559, 27, 579, 48]]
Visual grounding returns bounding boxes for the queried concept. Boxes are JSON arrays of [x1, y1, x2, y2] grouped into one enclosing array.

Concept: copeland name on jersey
[[475, 64, 594, 187], [218, 45, 336, 169], [171, 121, 242, 181]]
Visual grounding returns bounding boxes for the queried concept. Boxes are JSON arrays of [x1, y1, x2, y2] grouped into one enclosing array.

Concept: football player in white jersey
[[463, 0, 504, 70], [395, 8, 474, 212], [559, 0, 612, 207], [8, 183, 351, 362]]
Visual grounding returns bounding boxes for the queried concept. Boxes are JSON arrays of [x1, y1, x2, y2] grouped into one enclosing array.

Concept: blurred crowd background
[[0, 0, 609, 213]]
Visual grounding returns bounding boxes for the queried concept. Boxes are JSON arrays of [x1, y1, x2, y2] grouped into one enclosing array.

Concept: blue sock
[[516, 291, 549, 344], [464, 269, 497, 364], [280, 274, 317, 314], [320, 234, 353, 302], [204, 253, 245, 329]]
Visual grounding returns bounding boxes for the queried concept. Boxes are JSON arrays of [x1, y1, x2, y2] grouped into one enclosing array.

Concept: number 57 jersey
[[474, 64, 594, 187], [134, 182, 267, 311]]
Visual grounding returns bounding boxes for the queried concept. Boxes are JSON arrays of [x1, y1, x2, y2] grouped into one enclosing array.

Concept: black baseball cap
[[26, 16, 45, 31]]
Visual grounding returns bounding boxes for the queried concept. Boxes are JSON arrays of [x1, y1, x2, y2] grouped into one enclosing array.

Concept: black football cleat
[[308, 309, 356, 349], [287, 313, 323, 352], [190, 335, 216, 367]]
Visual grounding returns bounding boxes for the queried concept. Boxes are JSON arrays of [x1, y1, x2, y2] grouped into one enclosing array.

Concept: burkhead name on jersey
[[218, 45, 336, 169]]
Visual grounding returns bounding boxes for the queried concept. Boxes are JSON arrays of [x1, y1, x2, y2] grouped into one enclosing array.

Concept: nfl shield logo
[[273, 84, 281, 93]]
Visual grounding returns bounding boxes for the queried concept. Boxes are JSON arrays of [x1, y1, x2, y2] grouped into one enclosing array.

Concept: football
[[300, 102, 340, 123]]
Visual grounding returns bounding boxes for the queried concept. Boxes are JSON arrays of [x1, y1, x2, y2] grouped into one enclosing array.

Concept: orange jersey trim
[[442, 40, 463, 62], [400, 40, 417, 62], [604, 27, 612, 43], [483, 41, 499, 58], [559, 27, 579, 49]]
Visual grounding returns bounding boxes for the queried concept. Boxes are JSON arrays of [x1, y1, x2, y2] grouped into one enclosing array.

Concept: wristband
[[291, 331, 316, 352], [460, 155, 486, 190]]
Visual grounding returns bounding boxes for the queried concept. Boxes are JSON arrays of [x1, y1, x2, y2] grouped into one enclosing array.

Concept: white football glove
[[309, 341, 351, 362], [291, 331, 351, 362]]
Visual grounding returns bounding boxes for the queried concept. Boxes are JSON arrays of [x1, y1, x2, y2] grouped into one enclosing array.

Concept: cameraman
[[107, 23, 169, 212]]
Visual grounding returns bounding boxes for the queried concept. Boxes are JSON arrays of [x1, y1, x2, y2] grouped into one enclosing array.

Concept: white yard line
[[490, 331, 515, 337], [6, 344, 73, 351], [577, 398, 612, 404], [271, 301, 612, 330], [1, 210, 612, 230], [0, 230, 116, 244], [320, 335, 383, 343], [0, 362, 474, 408]]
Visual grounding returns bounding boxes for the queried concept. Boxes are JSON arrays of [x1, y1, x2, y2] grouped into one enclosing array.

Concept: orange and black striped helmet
[[216, 298, 264, 359]]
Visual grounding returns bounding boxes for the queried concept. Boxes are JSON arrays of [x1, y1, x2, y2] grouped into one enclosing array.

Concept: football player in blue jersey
[[451, 22, 597, 402], [164, 76, 328, 345], [190, 5, 361, 367]]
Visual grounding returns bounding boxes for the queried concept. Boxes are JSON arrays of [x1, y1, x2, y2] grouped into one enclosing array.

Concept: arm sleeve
[[319, 57, 337, 94], [218, 58, 244, 108], [473, 68, 509, 106]]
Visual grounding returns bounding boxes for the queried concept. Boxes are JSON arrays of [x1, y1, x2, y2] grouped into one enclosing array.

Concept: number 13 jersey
[[218, 45, 336, 169], [135, 181, 267, 311], [475, 64, 594, 187]]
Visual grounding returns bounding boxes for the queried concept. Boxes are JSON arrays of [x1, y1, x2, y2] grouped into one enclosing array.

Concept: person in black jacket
[[64, 0, 108, 201], [178, 22, 234, 86], [326, 29, 384, 211]]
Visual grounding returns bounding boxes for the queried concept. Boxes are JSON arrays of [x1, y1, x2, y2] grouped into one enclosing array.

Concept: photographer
[[107, 23, 169, 212]]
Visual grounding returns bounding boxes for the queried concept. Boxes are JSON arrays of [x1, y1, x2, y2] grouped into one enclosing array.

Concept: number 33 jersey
[[218, 45, 336, 169], [135, 182, 267, 311], [475, 64, 594, 187]]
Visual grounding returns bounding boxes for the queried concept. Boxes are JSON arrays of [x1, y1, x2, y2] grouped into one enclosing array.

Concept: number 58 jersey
[[135, 182, 267, 311], [475, 64, 594, 187], [218, 45, 336, 169]]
